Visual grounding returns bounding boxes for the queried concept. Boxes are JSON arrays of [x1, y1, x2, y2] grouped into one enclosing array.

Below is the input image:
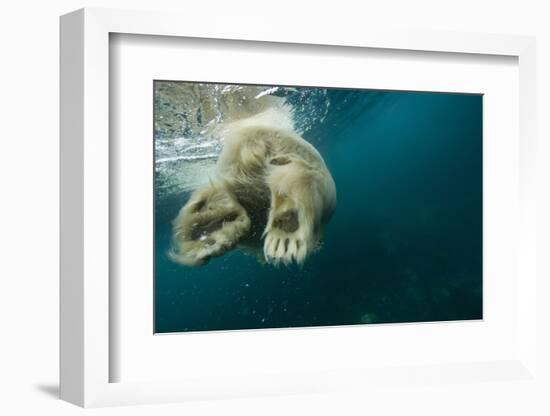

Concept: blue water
[[154, 84, 482, 333]]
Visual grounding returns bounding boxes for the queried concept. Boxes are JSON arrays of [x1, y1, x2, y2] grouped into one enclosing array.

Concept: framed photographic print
[[60, 8, 538, 408]]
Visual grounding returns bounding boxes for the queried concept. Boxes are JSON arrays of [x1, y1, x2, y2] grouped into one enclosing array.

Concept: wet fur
[[170, 107, 336, 266]]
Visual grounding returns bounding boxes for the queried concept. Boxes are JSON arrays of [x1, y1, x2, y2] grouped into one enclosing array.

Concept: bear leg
[[170, 184, 251, 266]]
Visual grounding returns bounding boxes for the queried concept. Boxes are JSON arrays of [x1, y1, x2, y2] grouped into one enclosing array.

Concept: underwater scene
[[154, 81, 482, 333]]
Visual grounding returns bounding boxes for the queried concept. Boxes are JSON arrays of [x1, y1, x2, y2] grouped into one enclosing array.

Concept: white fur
[[171, 106, 336, 266]]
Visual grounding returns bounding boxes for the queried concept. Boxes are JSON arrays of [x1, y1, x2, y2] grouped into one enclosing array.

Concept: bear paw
[[171, 186, 251, 266], [263, 198, 312, 265]]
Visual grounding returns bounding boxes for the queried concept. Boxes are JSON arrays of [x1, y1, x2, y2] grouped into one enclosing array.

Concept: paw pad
[[273, 210, 299, 233]]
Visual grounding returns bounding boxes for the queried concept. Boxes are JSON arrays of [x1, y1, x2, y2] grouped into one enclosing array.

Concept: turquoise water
[[154, 83, 482, 333]]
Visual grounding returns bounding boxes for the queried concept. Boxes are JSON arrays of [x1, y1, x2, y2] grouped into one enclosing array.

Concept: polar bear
[[169, 106, 336, 266]]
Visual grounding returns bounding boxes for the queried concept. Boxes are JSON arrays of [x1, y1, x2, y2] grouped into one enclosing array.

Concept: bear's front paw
[[263, 201, 314, 266], [170, 186, 251, 266]]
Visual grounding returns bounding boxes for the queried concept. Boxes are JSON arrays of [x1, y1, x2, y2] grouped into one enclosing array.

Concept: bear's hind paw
[[171, 187, 251, 266], [263, 207, 312, 266]]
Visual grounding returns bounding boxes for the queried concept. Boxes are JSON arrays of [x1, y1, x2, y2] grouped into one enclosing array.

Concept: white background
[[1, 1, 549, 415]]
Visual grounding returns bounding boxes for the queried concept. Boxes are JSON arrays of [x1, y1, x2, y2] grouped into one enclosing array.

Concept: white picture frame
[[60, 7, 538, 408]]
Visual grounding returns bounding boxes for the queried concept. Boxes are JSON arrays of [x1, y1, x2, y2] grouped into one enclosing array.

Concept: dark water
[[154, 86, 482, 333]]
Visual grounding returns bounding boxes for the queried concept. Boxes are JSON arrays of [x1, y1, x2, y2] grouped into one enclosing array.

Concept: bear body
[[170, 107, 336, 266]]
